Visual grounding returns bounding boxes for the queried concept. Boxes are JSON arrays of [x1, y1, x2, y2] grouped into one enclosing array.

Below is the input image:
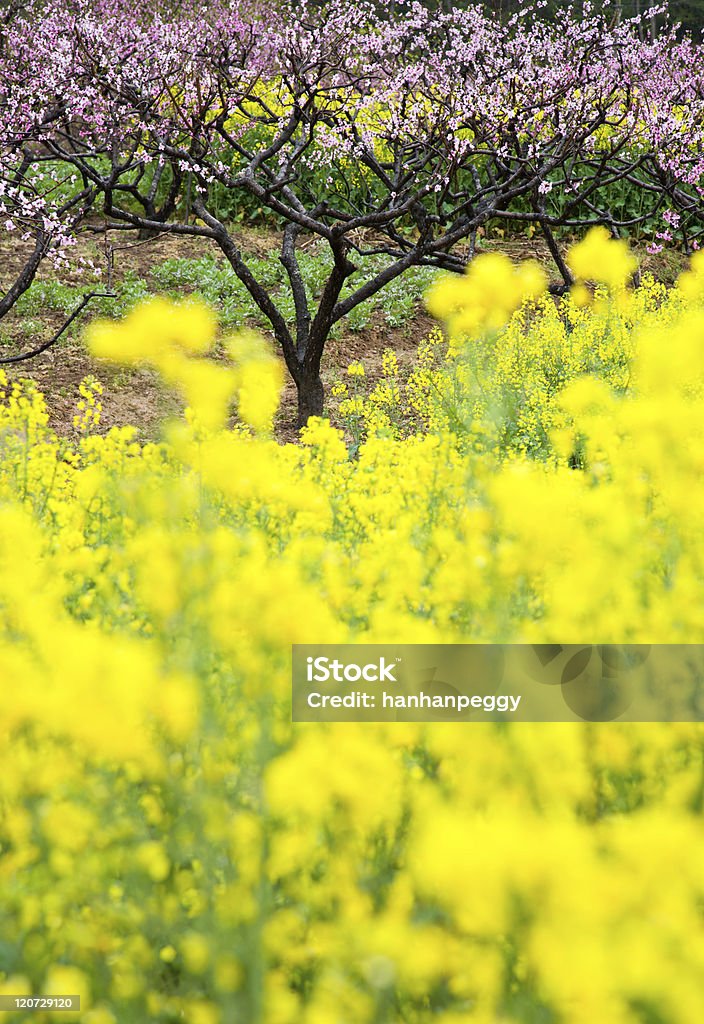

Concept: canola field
[[1, 230, 704, 1023]]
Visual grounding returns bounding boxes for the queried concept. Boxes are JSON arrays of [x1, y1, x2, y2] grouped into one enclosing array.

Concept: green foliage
[[150, 248, 438, 333], [15, 281, 78, 316]]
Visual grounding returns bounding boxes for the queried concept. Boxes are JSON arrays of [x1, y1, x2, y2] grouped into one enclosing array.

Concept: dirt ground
[[0, 227, 688, 443]]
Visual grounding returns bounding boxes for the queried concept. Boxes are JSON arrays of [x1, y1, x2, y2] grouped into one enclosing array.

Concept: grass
[[148, 246, 438, 334], [5, 243, 438, 346]]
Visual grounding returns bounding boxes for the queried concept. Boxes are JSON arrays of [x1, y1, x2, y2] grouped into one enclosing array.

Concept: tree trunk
[[296, 371, 324, 429]]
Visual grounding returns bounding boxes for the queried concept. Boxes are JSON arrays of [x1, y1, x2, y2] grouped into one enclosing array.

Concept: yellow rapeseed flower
[[567, 225, 637, 290]]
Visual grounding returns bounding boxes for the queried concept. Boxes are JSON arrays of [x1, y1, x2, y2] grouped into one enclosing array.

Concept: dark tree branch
[[0, 290, 116, 365]]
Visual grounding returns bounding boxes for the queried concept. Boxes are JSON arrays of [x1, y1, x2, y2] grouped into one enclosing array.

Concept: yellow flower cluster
[[72, 377, 103, 435], [0, 234, 704, 1023], [567, 225, 638, 291], [425, 251, 547, 338]]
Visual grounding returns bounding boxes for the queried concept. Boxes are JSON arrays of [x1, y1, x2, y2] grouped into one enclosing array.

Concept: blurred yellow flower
[[567, 225, 637, 290]]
